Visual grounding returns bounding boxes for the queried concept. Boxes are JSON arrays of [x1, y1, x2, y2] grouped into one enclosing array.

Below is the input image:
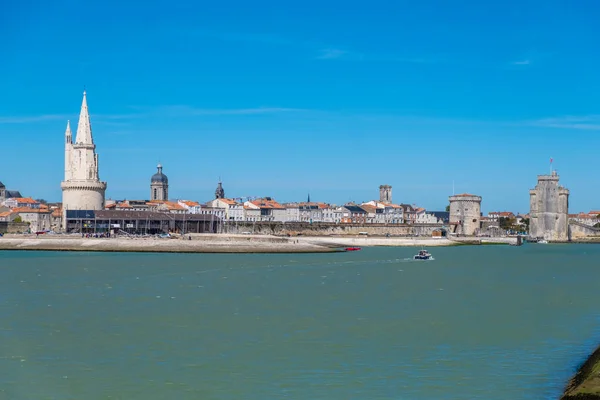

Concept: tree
[[35, 199, 47, 204], [499, 217, 518, 231], [445, 205, 450, 212], [13, 216, 22, 223]]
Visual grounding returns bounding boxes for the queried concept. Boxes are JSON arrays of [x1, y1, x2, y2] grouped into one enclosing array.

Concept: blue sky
[[1, 0, 599, 213]]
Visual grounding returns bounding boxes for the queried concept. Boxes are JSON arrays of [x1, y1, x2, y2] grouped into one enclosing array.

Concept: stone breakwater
[[561, 345, 600, 399], [0, 236, 338, 254]]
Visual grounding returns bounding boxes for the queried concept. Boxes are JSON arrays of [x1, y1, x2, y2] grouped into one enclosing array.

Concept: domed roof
[[151, 164, 168, 184]]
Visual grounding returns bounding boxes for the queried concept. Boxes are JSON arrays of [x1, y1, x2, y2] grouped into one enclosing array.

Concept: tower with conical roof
[[61, 91, 107, 229], [151, 164, 169, 201]]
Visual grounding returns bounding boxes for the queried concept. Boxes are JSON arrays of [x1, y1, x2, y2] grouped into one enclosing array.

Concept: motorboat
[[345, 247, 362, 251], [538, 239, 549, 244], [414, 249, 433, 260]]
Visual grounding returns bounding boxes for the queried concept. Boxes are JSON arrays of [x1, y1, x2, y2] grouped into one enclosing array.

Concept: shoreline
[[0, 236, 338, 254], [0, 234, 519, 254], [561, 345, 600, 399]]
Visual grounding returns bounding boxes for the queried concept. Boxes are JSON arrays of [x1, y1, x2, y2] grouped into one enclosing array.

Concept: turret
[[64, 120, 72, 180]]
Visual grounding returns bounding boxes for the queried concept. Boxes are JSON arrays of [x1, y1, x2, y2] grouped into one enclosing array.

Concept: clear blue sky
[[1, 0, 599, 213]]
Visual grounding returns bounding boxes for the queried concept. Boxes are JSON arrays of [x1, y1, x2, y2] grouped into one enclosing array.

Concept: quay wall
[[221, 222, 444, 236], [569, 221, 600, 240], [0, 222, 31, 234]]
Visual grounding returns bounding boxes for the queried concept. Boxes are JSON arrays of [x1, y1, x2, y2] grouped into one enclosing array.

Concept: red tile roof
[[250, 198, 284, 209]]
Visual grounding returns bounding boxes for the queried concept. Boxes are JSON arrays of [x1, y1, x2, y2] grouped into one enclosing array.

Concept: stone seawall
[[0, 237, 339, 254], [221, 222, 443, 236], [569, 222, 600, 240], [0, 222, 30, 234], [561, 344, 600, 399]]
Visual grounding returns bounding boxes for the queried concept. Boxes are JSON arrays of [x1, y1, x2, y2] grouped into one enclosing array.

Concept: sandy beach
[[0, 233, 518, 253]]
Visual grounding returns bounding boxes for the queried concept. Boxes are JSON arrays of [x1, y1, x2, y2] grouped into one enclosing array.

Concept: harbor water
[[1, 244, 600, 399]]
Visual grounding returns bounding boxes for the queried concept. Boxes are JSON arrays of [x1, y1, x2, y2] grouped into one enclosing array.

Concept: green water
[[1, 245, 600, 399]]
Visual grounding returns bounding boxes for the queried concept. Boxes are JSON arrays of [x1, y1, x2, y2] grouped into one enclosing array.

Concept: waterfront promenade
[[0, 233, 517, 253]]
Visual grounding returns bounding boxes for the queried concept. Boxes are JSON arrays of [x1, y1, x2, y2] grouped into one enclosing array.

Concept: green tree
[[13, 216, 22, 223], [445, 205, 450, 212], [499, 217, 518, 231]]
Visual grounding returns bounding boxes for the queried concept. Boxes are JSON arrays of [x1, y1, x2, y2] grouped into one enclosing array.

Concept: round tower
[[151, 164, 169, 201], [61, 91, 107, 230], [449, 193, 482, 236], [0, 180, 5, 202]]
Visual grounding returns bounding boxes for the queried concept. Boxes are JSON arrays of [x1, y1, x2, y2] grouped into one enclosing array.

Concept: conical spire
[[75, 91, 94, 145], [65, 120, 72, 142]]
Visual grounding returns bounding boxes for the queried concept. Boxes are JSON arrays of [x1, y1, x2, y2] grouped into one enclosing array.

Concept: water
[[1, 244, 600, 399]]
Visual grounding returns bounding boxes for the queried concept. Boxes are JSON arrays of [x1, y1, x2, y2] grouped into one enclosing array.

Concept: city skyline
[[1, 1, 599, 213]]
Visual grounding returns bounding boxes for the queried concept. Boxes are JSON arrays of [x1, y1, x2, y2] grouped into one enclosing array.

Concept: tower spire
[[65, 120, 72, 143], [75, 91, 94, 145]]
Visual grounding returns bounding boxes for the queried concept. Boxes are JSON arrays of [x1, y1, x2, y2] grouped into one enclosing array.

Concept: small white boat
[[414, 249, 433, 260], [538, 239, 549, 244]]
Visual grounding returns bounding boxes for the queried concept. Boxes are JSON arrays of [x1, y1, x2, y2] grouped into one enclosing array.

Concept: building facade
[[449, 193, 482, 236], [61, 92, 107, 229], [529, 171, 569, 241], [150, 164, 169, 201]]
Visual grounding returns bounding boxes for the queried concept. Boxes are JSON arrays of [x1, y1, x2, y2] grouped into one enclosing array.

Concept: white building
[[363, 201, 404, 224], [178, 200, 202, 214], [282, 204, 301, 222], [61, 92, 107, 229], [414, 209, 441, 224], [13, 208, 52, 233]]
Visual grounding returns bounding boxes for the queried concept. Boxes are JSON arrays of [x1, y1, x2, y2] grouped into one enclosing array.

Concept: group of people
[[81, 232, 112, 238]]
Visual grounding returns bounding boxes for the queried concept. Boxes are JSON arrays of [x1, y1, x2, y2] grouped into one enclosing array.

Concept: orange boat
[[345, 247, 362, 251]]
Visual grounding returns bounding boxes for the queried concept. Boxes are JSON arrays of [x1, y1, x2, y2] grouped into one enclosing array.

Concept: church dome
[[151, 164, 168, 184]]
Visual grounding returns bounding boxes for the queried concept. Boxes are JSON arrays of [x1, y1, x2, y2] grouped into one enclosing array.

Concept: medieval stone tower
[[150, 164, 169, 201], [529, 171, 569, 241], [0, 180, 5, 203], [449, 193, 482, 236], [379, 185, 392, 203], [215, 180, 225, 199], [61, 92, 107, 228]]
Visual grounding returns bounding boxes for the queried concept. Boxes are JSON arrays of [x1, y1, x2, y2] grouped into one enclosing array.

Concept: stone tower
[[529, 171, 569, 241], [449, 193, 482, 236], [151, 164, 169, 201], [61, 92, 107, 229], [379, 185, 392, 203], [215, 180, 225, 199], [0, 180, 5, 203]]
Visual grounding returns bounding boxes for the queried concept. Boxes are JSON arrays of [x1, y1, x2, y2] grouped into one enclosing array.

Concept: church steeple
[[75, 91, 94, 146], [215, 179, 225, 199]]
